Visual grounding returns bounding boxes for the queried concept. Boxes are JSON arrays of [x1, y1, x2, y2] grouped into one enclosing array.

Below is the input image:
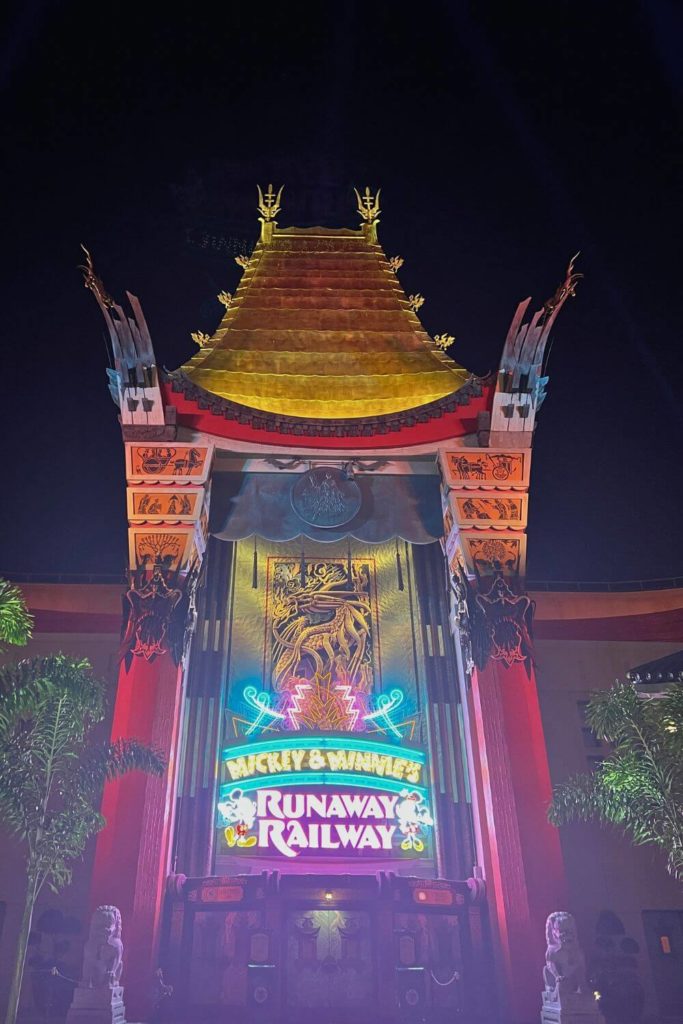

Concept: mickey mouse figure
[[395, 789, 433, 852], [217, 789, 258, 848]]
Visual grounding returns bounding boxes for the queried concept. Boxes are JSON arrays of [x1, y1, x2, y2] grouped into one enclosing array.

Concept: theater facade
[[82, 188, 578, 1024], [4, 189, 682, 1024]]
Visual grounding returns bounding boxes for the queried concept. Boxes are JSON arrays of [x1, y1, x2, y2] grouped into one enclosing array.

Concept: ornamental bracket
[[490, 254, 582, 447]]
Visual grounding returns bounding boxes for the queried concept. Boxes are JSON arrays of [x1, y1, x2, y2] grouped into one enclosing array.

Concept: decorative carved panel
[[187, 910, 262, 1007], [127, 488, 202, 522], [126, 444, 212, 484], [440, 449, 530, 489], [452, 493, 527, 530], [461, 533, 526, 577]]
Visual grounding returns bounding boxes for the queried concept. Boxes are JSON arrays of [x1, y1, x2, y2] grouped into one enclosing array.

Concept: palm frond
[[549, 679, 683, 880], [77, 739, 165, 794], [0, 655, 104, 738], [0, 579, 33, 647]]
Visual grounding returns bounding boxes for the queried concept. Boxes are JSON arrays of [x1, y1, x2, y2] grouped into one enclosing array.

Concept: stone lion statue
[[543, 912, 588, 1003], [81, 905, 123, 989]]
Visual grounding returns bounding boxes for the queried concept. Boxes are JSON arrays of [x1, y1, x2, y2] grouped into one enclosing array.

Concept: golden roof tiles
[[180, 226, 468, 419]]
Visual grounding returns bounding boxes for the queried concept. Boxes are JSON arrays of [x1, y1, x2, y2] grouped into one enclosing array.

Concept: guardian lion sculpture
[[81, 905, 123, 990], [541, 912, 603, 1024]]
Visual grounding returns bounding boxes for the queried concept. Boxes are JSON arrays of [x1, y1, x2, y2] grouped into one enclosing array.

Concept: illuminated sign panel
[[217, 736, 433, 861]]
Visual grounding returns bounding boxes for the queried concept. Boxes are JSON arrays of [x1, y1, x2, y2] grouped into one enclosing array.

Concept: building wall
[[532, 587, 683, 1018]]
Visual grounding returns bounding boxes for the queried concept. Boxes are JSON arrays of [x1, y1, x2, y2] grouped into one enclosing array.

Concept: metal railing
[[2, 571, 683, 592], [1, 571, 126, 585], [526, 577, 683, 593]]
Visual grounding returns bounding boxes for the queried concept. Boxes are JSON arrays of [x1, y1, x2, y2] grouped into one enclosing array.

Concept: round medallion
[[291, 467, 362, 528]]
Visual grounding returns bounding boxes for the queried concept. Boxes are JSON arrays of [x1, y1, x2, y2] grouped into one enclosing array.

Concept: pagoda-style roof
[[179, 225, 469, 420]]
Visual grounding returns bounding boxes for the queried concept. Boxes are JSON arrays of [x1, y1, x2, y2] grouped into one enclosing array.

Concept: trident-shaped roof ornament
[[257, 183, 284, 242], [354, 186, 381, 223], [354, 186, 381, 242]]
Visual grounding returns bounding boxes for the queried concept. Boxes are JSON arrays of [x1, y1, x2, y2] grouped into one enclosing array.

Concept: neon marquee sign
[[222, 736, 424, 788], [229, 674, 418, 740], [217, 736, 433, 860]]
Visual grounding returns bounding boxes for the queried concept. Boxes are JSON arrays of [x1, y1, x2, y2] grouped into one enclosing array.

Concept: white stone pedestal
[[66, 985, 126, 1024], [542, 991, 603, 1024]]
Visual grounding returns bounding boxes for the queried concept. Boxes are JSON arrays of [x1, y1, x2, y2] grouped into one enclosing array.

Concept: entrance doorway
[[285, 908, 374, 1016]]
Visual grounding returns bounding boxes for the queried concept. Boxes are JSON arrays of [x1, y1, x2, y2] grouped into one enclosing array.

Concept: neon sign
[[217, 736, 433, 860], [242, 685, 286, 735], [229, 674, 418, 740], [217, 787, 433, 859], [221, 736, 425, 789], [362, 687, 405, 738]]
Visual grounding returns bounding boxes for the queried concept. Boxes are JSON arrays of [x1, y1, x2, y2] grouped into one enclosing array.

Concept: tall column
[[89, 654, 182, 1015], [79, 270, 216, 1017], [89, 440, 213, 1018], [439, 442, 567, 1023], [436, 260, 581, 1021]]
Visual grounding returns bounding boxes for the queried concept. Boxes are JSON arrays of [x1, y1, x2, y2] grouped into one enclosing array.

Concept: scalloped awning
[[209, 472, 443, 544]]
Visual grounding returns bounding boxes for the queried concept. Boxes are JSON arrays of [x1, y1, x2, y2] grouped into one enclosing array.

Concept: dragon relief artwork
[[269, 558, 376, 697], [226, 555, 420, 740]]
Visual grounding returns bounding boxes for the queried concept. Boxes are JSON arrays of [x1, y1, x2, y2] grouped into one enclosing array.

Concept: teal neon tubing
[[218, 772, 428, 801], [221, 734, 426, 764]]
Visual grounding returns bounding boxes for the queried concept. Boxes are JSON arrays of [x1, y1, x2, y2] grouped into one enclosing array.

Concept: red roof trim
[[161, 379, 493, 450]]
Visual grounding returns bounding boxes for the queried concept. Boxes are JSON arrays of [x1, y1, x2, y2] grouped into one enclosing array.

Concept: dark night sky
[[1, 1, 681, 582]]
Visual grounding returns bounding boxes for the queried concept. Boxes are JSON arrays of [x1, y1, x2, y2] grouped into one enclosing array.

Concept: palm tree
[[0, 578, 33, 648], [548, 679, 683, 881], [0, 655, 165, 1024]]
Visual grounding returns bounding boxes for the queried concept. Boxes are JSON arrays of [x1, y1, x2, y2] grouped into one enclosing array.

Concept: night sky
[[2, 1, 681, 582]]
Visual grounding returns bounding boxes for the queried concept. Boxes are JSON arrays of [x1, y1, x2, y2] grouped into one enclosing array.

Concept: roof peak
[[257, 183, 381, 244], [180, 215, 468, 420]]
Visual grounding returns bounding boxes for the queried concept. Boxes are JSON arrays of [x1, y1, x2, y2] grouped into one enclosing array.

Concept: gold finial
[[217, 291, 233, 309], [354, 186, 381, 225], [408, 294, 425, 313], [434, 333, 454, 350], [78, 244, 114, 309], [388, 256, 404, 272], [191, 330, 211, 348], [235, 254, 250, 269], [257, 183, 284, 223]]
